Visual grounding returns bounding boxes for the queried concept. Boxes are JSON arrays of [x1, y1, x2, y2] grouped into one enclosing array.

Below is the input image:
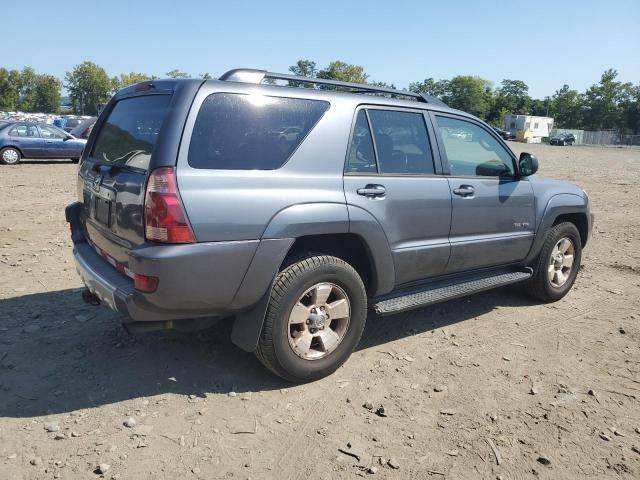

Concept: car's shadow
[[0, 286, 536, 418]]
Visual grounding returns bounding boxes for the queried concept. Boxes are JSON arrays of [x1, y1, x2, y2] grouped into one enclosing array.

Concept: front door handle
[[453, 185, 475, 197], [357, 184, 386, 198]]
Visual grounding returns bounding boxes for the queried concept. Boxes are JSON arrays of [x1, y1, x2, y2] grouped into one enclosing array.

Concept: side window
[[189, 93, 329, 170], [39, 125, 66, 139], [435, 116, 515, 177], [9, 125, 38, 137], [345, 110, 376, 173], [368, 110, 435, 175]]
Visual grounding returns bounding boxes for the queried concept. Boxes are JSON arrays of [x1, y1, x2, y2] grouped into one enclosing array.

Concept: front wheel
[[255, 255, 367, 383], [526, 222, 582, 302], [0, 147, 21, 165]]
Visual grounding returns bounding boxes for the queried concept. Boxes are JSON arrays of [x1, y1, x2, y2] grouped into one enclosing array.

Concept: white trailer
[[504, 115, 554, 143]]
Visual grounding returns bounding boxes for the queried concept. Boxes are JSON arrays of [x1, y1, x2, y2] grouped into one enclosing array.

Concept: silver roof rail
[[218, 68, 448, 107]]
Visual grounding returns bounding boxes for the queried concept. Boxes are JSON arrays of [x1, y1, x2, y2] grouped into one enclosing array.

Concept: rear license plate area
[[94, 196, 111, 227]]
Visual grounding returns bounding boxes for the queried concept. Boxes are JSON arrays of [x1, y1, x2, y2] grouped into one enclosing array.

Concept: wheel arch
[[1, 144, 24, 157], [525, 193, 590, 264]]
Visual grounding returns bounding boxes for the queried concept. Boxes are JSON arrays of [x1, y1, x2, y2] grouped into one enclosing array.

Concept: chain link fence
[[550, 128, 640, 146]]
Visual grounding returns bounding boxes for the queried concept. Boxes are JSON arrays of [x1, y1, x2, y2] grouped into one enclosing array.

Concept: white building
[[504, 115, 554, 143]]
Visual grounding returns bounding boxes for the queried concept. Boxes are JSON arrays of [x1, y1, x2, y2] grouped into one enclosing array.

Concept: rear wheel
[[0, 147, 21, 165], [526, 222, 582, 302], [255, 254, 367, 383]]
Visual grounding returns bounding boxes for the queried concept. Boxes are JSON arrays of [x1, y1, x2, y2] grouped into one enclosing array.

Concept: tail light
[[144, 167, 195, 243]]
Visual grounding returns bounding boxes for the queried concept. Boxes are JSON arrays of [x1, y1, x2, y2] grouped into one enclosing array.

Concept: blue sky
[[5, 0, 639, 98]]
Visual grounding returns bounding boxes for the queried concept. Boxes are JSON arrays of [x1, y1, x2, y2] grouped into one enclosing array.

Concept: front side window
[[39, 125, 66, 139], [9, 125, 38, 137], [189, 93, 329, 170], [435, 116, 515, 177]]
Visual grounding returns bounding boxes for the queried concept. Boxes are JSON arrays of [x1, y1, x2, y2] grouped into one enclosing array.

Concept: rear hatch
[[77, 92, 173, 268]]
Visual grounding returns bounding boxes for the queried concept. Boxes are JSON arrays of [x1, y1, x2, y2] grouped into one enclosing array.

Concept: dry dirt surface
[[0, 144, 639, 480]]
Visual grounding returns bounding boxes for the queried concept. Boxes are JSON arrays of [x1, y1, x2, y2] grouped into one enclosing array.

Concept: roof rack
[[218, 68, 448, 107]]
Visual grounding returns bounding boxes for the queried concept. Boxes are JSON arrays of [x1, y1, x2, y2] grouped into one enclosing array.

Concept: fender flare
[[230, 202, 395, 352], [524, 193, 588, 264], [231, 202, 349, 352]]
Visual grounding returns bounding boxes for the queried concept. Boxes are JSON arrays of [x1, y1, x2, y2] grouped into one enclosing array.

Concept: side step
[[372, 268, 532, 315]]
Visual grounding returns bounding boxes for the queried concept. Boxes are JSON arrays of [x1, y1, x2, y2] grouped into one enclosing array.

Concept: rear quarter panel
[[175, 82, 356, 243]]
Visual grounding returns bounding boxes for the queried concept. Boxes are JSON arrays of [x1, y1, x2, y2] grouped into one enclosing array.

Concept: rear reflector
[[134, 273, 159, 293], [144, 167, 195, 243]]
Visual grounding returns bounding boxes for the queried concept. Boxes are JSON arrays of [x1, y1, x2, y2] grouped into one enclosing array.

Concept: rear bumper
[[66, 202, 293, 323]]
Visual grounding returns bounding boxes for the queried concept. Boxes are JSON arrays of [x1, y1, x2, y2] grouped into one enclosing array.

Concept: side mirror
[[519, 152, 539, 177]]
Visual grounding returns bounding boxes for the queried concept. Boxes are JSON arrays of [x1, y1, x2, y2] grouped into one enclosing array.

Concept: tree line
[[0, 60, 638, 133]]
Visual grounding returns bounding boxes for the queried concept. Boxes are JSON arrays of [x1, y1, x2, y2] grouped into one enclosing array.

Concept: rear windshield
[[91, 95, 171, 170], [188, 93, 329, 170]]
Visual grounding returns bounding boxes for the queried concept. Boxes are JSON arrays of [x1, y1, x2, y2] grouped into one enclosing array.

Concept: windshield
[[90, 95, 171, 170]]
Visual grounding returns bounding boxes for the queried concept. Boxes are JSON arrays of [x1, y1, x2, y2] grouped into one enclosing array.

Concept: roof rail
[[218, 68, 448, 107]]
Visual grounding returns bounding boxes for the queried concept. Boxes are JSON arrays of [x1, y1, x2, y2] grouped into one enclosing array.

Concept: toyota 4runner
[[65, 68, 593, 382]]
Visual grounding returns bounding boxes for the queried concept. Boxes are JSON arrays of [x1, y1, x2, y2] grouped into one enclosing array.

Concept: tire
[[0, 147, 21, 165], [71, 158, 80, 164], [255, 254, 367, 383], [526, 222, 582, 302]]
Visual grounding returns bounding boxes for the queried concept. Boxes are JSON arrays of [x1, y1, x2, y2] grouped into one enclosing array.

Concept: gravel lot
[[0, 144, 639, 479]]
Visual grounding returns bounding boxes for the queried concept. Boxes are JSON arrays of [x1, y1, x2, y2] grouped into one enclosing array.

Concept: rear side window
[[188, 93, 329, 170], [346, 109, 435, 175], [9, 125, 39, 137], [91, 95, 171, 170], [346, 111, 377, 173]]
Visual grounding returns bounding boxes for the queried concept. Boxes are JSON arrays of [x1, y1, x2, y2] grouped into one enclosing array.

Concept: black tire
[[255, 254, 367, 383], [526, 222, 582, 302], [0, 147, 21, 165]]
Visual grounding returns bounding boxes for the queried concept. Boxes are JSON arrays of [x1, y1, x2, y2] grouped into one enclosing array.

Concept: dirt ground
[[0, 144, 639, 480]]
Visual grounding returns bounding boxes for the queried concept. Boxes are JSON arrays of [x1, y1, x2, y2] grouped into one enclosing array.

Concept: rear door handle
[[357, 184, 386, 198], [453, 185, 475, 197]]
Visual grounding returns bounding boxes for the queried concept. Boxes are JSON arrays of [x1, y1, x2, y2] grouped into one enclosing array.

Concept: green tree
[[582, 69, 629, 130], [486, 79, 530, 125], [112, 72, 155, 92], [32, 74, 61, 113], [17, 67, 37, 111], [0, 68, 21, 110], [444, 75, 493, 119], [317, 61, 368, 84], [408, 77, 450, 98], [165, 69, 190, 79], [65, 62, 113, 115], [289, 60, 318, 78], [371, 81, 397, 89], [199, 72, 213, 80], [288, 60, 318, 88], [549, 85, 581, 128], [620, 83, 640, 134]]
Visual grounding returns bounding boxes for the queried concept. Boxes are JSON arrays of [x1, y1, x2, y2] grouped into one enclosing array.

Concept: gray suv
[[65, 69, 593, 382]]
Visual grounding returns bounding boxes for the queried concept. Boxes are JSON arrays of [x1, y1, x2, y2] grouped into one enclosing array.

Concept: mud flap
[[230, 289, 272, 352]]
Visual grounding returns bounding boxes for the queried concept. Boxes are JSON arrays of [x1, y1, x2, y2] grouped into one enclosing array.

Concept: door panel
[[344, 107, 451, 287], [432, 113, 536, 273], [446, 177, 535, 272], [38, 125, 68, 158], [8, 124, 42, 157], [344, 176, 452, 285]]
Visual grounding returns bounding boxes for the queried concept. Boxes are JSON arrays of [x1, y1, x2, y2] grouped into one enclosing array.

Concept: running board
[[372, 268, 532, 315]]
